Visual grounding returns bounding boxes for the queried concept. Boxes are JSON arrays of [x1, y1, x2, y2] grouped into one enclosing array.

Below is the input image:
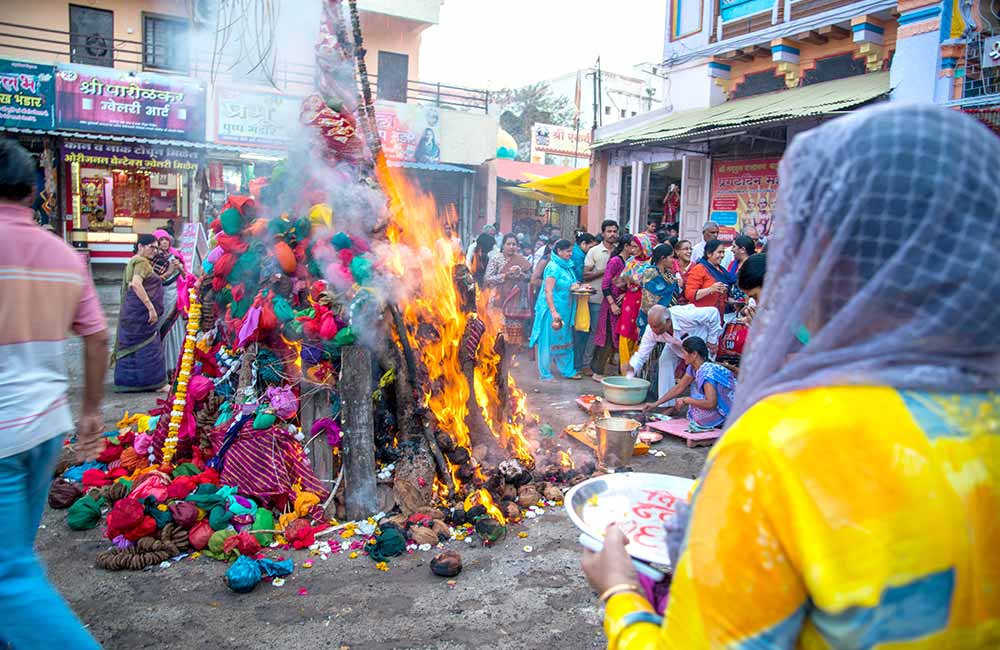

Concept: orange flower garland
[[162, 286, 202, 466]]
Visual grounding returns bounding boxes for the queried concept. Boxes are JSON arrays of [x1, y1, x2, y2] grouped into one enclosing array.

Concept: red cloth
[[284, 518, 315, 550], [107, 498, 145, 538], [82, 468, 111, 489], [188, 520, 213, 550], [165, 475, 198, 500], [168, 501, 200, 529], [123, 516, 157, 542], [96, 442, 122, 464], [223, 531, 262, 557]]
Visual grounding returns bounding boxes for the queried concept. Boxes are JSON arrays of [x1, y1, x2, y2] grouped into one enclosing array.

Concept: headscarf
[[728, 104, 1000, 426], [152, 228, 187, 272], [624, 234, 653, 280]]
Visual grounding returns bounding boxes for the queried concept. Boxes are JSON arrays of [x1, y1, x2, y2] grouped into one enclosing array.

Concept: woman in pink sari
[[616, 234, 653, 373], [591, 238, 636, 379]]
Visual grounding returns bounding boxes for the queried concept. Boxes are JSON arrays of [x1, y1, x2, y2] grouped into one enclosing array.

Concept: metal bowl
[[564, 472, 696, 567], [600, 376, 650, 405], [594, 417, 641, 469]]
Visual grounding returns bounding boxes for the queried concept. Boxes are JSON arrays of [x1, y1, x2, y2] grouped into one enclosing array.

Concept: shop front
[[52, 62, 206, 263]]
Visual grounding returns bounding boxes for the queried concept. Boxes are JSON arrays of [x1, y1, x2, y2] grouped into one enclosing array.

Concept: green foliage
[[493, 82, 576, 161]]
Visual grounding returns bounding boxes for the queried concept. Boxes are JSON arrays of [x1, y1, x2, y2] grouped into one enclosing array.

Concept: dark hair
[[553, 238, 572, 253], [651, 243, 673, 265], [0, 139, 35, 202], [600, 219, 619, 233], [576, 232, 597, 246], [135, 233, 156, 253], [704, 239, 724, 256], [647, 215, 660, 225], [733, 235, 755, 256], [610, 239, 627, 258], [501, 233, 518, 248], [473, 233, 496, 285], [738, 253, 766, 292], [682, 336, 710, 360], [667, 236, 679, 249]]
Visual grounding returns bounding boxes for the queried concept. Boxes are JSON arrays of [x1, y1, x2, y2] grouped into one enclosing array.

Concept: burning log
[[492, 333, 510, 451]]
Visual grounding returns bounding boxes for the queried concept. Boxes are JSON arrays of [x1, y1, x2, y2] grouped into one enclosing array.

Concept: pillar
[[887, 2, 946, 102]]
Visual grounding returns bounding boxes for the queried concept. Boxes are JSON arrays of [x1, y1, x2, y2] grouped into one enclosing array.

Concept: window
[[70, 5, 114, 67], [620, 109, 626, 118], [377, 51, 409, 102], [143, 13, 189, 73], [604, 105, 611, 115]]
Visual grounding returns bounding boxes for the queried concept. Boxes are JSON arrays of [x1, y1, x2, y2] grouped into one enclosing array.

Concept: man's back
[[0, 204, 105, 458]]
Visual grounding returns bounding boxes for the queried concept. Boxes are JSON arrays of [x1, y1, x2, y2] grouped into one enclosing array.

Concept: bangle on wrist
[[599, 583, 641, 603], [607, 611, 664, 650]]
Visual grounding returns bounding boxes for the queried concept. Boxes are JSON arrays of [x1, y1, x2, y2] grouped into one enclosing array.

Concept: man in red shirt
[[0, 139, 107, 649]]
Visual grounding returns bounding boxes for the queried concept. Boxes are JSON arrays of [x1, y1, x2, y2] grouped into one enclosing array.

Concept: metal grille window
[[143, 14, 189, 73]]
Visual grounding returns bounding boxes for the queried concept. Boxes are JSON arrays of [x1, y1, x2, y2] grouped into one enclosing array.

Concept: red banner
[[710, 158, 780, 239]]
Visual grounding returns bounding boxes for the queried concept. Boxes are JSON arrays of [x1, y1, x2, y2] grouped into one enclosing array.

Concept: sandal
[[568, 373, 584, 380]]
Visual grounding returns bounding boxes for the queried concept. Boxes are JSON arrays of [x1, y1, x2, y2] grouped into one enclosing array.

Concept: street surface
[[45, 282, 708, 650]]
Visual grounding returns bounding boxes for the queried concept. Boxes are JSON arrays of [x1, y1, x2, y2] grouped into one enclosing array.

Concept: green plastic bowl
[[600, 376, 650, 405]]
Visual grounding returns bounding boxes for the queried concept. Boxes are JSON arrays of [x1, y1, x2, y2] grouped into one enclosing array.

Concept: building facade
[[0, 0, 497, 264], [587, 0, 988, 242]]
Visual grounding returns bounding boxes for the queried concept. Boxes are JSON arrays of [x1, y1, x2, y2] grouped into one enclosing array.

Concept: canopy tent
[[518, 167, 589, 206]]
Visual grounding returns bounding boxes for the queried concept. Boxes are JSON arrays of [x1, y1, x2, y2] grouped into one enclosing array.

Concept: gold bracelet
[[599, 582, 641, 603]]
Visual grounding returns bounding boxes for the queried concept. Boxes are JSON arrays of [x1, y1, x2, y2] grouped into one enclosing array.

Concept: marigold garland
[[162, 286, 202, 466]]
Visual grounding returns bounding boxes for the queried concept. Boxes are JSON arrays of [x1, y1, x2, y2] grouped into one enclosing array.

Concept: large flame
[[379, 170, 533, 495], [465, 488, 507, 525]]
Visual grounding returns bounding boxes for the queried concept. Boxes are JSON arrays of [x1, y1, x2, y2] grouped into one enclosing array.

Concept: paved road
[[44, 289, 708, 650]]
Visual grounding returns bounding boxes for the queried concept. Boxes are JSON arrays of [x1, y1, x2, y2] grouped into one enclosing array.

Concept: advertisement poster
[[374, 101, 440, 163], [709, 158, 780, 240], [530, 122, 591, 162], [55, 63, 205, 140], [61, 140, 202, 173], [0, 59, 55, 129], [212, 86, 301, 148]]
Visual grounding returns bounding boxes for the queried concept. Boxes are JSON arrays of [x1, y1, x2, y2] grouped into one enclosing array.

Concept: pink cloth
[[593, 255, 625, 348]]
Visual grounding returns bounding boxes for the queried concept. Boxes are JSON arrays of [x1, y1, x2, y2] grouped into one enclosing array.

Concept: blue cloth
[[637, 268, 678, 332], [571, 244, 586, 281], [728, 259, 747, 302], [529, 256, 578, 380], [0, 435, 102, 650], [61, 460, 106, 483], [686, 362, 737, 428], [697, 257, 737, 286]]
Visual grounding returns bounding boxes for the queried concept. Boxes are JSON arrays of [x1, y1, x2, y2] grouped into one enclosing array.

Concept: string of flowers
[[162, 286, 202, 466]]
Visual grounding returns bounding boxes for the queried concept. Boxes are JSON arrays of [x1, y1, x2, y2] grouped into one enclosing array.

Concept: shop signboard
[[709, 158, 780, 240], [61, 140, 202, 173], [0, 59, 56, 129], [720, 0, 774, 22], [55, 63, 206, 140], [179, 221, 209, 275], [374, 101, 440, 163], [530, 122, 590, 162], [212, 86, 302, 148]]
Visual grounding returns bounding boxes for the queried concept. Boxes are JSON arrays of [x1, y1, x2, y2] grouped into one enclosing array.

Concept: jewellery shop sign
[[61, 140, 203, 172], [55, 63, 206, 140]]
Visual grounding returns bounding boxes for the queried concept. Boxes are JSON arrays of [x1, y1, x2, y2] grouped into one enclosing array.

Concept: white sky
[[420, 0, 667, 90]]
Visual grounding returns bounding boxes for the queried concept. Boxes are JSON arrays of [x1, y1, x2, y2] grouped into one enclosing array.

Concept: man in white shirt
[[692, 220, 734, 268], [625, 304, 723, 403]]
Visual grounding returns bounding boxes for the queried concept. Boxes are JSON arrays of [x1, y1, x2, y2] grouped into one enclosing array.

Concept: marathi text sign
[[374, 101, 440, 163], [55, 63, 205, 140], [0, 59, 55, 129], [710, 158, 779, 239], [212, 86, 301, 147], [61, 140, 202, 173], [531, 122, 591, 159]]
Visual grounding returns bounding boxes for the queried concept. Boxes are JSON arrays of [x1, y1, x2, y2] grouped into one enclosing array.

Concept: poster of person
[[374, 102, 440, 163], [709, 158, 780, 239]]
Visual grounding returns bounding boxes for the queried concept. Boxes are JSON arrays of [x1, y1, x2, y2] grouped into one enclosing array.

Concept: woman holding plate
[[528, 238, 582, 381]]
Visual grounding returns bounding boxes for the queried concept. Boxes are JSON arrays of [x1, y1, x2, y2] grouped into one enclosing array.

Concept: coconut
[[430, 550, 463, 577]]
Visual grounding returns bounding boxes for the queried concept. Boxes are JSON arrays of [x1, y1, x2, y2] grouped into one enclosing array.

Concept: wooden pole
[[300, 379, 336, 496], [340, 344, 378, 520]]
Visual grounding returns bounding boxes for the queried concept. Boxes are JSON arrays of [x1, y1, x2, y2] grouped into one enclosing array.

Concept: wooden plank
[[647, 418, 721, 448], [576, 395, 649, 413], [795, 30, 828, 44], [818, 24, 850, 39], [746, 45, 772, 58], [300, 379, 335, 486], [340, 344, 378, 520]]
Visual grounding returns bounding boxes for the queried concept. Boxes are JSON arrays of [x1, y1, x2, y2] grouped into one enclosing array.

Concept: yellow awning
[[502, 186, 554, 202], [519, 167, 589, 206]]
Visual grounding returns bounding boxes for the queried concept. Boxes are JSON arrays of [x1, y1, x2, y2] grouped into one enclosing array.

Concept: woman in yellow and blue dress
[[582, 104, 1000, 649]]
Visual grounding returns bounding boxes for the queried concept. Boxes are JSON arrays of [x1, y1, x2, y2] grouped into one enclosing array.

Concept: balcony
[[0, 20, 489, 113]]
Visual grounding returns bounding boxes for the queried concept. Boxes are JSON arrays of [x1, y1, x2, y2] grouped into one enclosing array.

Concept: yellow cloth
[[618, 337, 637, 376], [575, 294, 591, 332], [603, 386, 1000, 649]]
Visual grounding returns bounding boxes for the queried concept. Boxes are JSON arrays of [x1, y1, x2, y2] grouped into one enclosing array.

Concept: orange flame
[[379, 169, 533, 490], [558, 450, 575, 469], [464, 488, 507, 525]]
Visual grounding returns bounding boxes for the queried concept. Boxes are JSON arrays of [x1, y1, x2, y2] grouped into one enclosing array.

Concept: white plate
[[564, 472, 695, 567]]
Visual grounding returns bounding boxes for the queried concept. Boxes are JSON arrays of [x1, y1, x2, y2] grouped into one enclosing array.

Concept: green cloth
[[331, 232, 352, 250], [203, 529, 237, 561], [67, 495, 104, 530], [333, 327, 356, 346], [208, 505, 232, 530], [186, 484, 237, 510], [171, 463, 200, 478], [226, 495, 258, 517], [143, 496, 173, 528], [282, 319, 304, 341], [273, 295, 294, 322], [250, 510, 274, 545], [253, 412, 277, 430], [349, 256, 372, 283], [220, 208, 242, 235], [368, 527, 407, 562]]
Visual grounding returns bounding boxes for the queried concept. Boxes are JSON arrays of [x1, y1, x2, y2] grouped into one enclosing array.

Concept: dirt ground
[[44, 288, 709, 650]]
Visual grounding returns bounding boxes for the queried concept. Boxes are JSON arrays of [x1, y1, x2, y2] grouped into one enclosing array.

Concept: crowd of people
[[467, 212, 765, 431]]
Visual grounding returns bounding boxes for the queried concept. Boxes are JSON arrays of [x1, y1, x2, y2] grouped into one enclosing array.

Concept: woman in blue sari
[[637, 243, 678, 332], [529, 238, 582, 380], [112, 234, 167, 392], [645, 336, 736, 428]]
